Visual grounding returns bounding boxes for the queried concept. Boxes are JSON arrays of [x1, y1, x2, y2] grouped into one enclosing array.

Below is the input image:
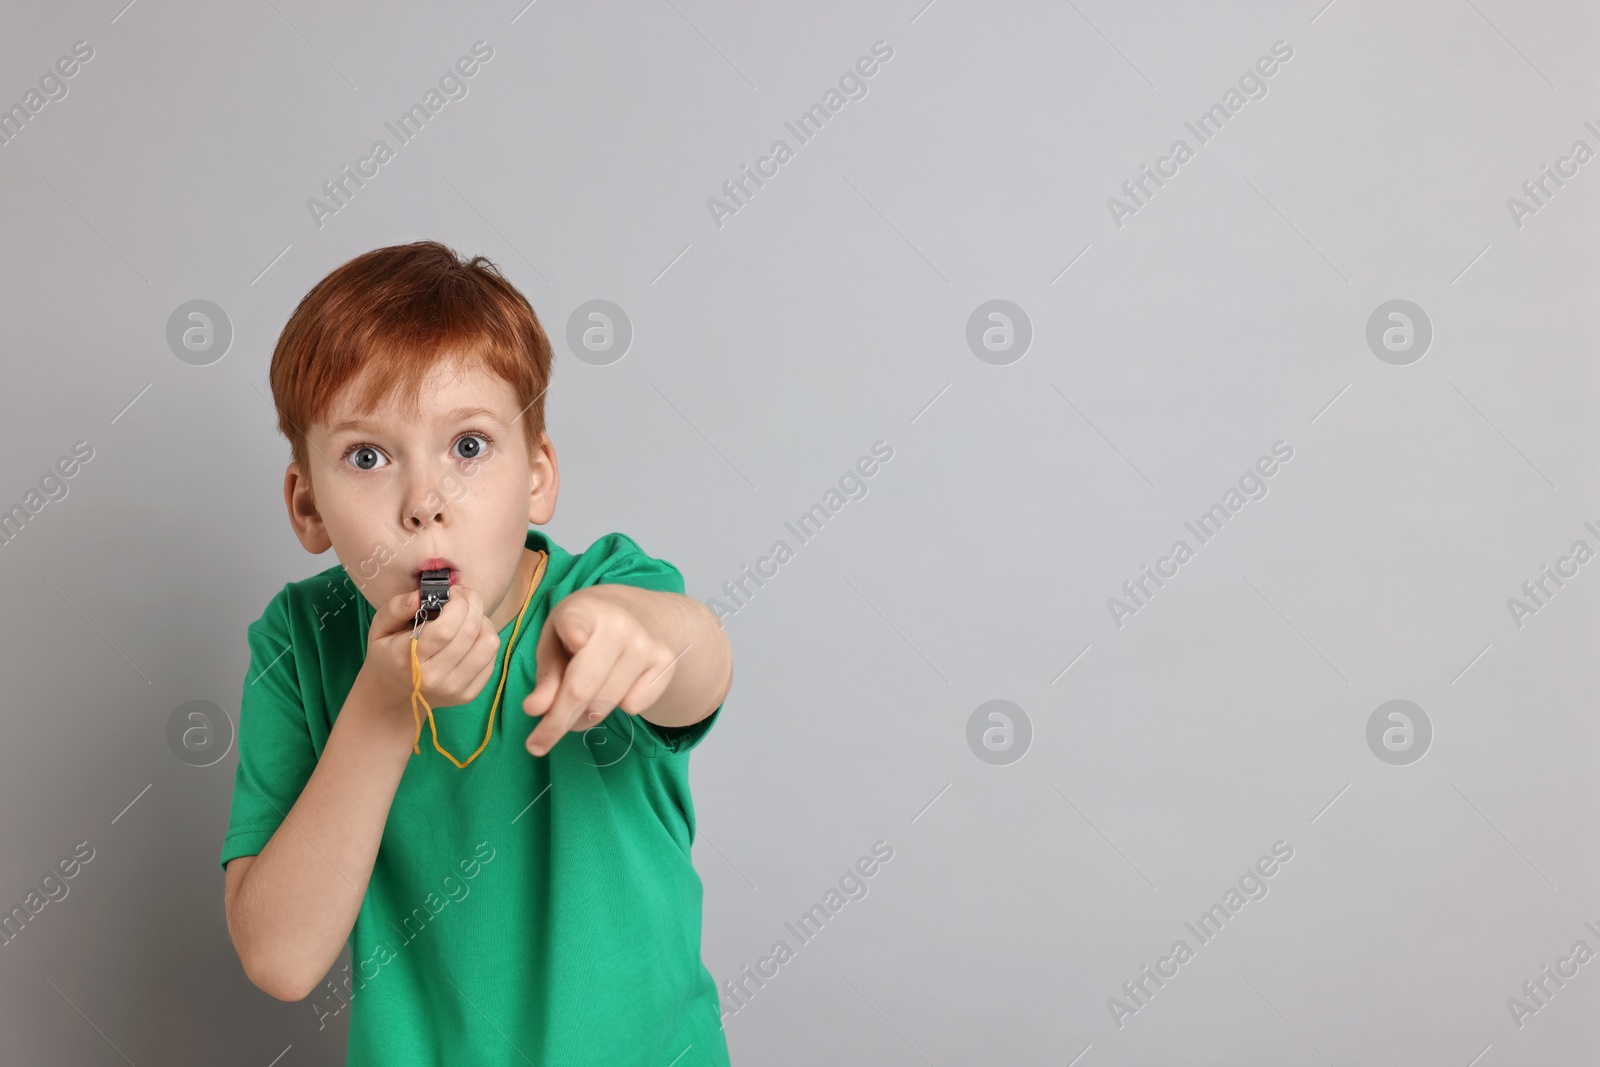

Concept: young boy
[[220, 240, 733, 1066]]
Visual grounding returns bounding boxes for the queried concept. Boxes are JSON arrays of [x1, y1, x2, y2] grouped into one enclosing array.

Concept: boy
[[220, 240, 733, 1066]]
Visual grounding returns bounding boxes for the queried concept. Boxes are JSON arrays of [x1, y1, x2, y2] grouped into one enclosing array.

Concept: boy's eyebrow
[[325, 406, 508, 436]]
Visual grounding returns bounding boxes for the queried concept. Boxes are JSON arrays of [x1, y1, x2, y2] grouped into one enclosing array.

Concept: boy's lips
[[414, 558, 459, 585]]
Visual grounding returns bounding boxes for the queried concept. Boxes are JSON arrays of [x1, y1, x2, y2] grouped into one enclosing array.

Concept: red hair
[[268, 240, 552, 477]]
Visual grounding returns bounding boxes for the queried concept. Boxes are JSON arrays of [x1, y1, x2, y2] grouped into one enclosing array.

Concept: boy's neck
[[487, 547, 538, 631]]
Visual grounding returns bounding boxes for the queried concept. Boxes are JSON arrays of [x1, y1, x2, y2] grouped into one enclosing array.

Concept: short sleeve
[[219, 591, 320, 869], [586, 533, 723, 756]]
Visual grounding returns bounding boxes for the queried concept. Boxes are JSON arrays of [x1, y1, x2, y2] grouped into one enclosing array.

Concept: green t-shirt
[[220, 528, 728, 1067]]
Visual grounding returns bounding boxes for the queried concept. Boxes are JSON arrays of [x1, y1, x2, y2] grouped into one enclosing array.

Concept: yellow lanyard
[[409, 550, 547, 768]]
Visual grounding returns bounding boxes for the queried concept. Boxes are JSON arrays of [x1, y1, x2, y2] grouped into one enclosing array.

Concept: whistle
[[419, 568, 451, 619]]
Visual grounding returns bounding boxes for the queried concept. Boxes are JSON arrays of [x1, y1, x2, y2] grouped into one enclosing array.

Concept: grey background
[[0, 0, 1595, 1064]]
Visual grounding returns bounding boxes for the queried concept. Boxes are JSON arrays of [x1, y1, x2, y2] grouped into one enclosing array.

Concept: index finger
[[526, 644, 618, 756]]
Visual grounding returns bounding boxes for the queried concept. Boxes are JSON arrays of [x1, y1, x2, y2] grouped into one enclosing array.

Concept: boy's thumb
[[372, 588, 421, 637]]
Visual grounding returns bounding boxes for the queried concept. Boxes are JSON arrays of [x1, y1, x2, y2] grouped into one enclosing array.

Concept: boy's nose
[[402, 482, 449, 528]]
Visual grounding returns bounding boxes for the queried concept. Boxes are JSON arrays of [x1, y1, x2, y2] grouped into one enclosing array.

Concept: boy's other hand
[[358, 584, 502, 725], [521, 587, 677, 757]]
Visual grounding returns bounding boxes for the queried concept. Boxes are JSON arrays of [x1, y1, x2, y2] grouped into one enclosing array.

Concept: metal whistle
[[419, 568, 451, 620]]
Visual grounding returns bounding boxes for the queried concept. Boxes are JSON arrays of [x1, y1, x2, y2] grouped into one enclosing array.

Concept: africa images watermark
[[0, 440, 96, 549], [1505, 119, 1600, 231], [306, 40, 495, 230], [704, 439, 895, 622], [1105, 38, 1295, 229], [1106, 839, 1295, 1029], [1105, 440, 1295, 629], [0, 840, 97, 951], [1503, 517, 1600, 630], [1504, 917, 1600, 1030], [719, 840, 895, 1021], [705, 40, 895, 230], [309, 840, 498, 1029], [0, 38, 95, 149]]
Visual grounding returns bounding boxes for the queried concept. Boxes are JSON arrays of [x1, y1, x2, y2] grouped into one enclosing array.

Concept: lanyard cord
[[409, 550, 548, 768]]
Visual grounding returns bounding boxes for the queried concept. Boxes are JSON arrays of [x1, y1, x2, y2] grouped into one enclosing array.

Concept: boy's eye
[[453, 434, 490, 460], [348, 446, 386, 471]]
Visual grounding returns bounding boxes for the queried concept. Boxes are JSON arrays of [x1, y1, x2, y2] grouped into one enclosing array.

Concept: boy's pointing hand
[[521, 586, 679, 757]]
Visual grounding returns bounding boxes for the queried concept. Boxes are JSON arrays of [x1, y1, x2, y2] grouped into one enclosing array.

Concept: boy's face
[[283, 354, 557, 629]]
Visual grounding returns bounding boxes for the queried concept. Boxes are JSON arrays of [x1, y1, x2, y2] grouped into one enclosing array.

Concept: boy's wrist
[[345, 665, 419, 750]]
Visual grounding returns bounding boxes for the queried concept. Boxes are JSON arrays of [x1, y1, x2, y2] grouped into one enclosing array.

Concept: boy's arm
[[224, 670, 415, 1001], [224, 583, 502, 1002]]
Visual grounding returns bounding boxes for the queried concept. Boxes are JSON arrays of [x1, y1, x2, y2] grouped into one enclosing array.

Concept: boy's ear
[[283, 462, 333, 553], [527, 432, 558, 525]]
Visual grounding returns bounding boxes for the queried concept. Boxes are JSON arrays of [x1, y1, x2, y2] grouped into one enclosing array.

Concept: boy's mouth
[[413, 558, 460, 585]]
